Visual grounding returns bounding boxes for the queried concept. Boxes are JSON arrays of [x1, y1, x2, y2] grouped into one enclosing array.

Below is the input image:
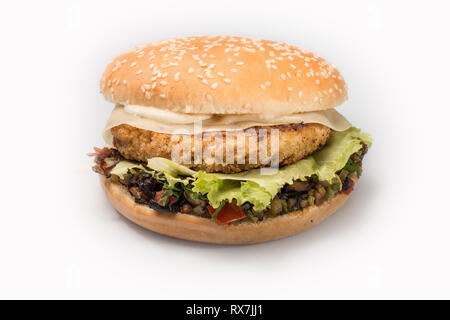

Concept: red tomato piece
[[207, 203, 246, 225], [155, 190, 177, 206]]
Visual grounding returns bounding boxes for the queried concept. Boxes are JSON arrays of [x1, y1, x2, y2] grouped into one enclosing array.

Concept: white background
[[0, 0, 449, 299]]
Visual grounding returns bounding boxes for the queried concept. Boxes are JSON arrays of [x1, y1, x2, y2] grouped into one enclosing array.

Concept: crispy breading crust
[[111, 123, 330, 173]]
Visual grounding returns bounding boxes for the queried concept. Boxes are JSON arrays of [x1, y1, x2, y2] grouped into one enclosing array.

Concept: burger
[[92, 36, 372, 244]]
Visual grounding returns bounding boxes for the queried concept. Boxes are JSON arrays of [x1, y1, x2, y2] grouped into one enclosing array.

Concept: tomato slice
[[342, 179, 355, 195], [207, 203, 246, 225], [155, 190, 177, 206]]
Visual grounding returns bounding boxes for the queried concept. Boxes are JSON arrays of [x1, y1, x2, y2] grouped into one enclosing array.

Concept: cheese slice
[[103, 104, 352, 145]]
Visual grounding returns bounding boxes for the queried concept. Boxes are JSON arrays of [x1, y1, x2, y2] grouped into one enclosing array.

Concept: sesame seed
[[123, 80, 127, 85], [329, 88, 333, 93], [136, 70, 143, 75], [316, 79, 320, 84], [260, 84, 266, 90], [236, 61, 244, 65], [188, 67, 194, 74], [288, 56, 294, 61], [265, 81, 271, 86], [201, 79, 209, 85], [144, 84, 151, 90], [281, 73, 286, 80], [230, 68, 238, 72], [145, 92, 151, 99], [269, 51, 274, 57], [140, 86, 146, 93], [224, 78, 231, 83], [160, 94, 166, 98], [160, 80, 167, 86], [288, 87, 293, 91], [174, 72, 180, 81], [290, 64, 297, 69], [211, 82, 218, 89], [122, 59, 127, 63], [227, 58, 232, 62], [298, 91, 303, 98], [217, 71, 225, 77], [130, 62, 137, 67], [286, 72, 292, 78]]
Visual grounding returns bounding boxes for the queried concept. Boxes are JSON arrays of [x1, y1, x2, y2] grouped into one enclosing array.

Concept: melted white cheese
[[103, 104, 352, 146]]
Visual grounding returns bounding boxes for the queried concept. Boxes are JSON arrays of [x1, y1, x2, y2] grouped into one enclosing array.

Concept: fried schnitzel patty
[[111, 123, 330, 173]]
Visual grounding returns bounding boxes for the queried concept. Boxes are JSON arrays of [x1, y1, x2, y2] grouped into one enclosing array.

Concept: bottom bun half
[[100, 175, 354, 244]]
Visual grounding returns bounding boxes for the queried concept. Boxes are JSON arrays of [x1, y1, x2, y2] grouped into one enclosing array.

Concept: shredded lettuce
[[110, 127, 372, 211]]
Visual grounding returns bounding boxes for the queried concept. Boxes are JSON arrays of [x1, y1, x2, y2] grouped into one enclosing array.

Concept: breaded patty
[[111, 123, 330, 173]]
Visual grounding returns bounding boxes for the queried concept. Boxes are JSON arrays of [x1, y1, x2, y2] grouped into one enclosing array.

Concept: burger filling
[[110, 122, 331, 173], [92, 126, 371, 225]]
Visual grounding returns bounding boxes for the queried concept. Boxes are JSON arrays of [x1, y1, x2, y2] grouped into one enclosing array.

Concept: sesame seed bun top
[[100, 36, 348, 114]]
